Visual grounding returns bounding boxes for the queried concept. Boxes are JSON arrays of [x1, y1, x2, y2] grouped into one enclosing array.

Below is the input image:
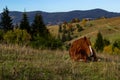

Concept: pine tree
[[31, 13, 48, 37], [0, 7, 13, 32], [20, 12, 30, 33], [94, 32, 104, 52]]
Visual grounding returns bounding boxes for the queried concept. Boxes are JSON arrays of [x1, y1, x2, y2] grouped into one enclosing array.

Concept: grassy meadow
[[0, 17, 120, 80], [48, 17, 120, 43], [0, 44, 120, 80]]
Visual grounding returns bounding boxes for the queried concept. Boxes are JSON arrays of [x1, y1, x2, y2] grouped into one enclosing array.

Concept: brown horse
[[69, 36, 97, 62]]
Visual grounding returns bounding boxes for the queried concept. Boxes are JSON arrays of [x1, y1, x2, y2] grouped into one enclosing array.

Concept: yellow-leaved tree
[[4, 29, 31, 45]]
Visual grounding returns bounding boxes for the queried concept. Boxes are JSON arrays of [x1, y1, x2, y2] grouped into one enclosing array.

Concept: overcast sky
[[0, 0, 120, 13]]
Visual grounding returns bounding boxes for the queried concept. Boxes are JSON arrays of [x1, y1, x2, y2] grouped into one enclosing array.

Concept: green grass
[[1, 17, 120, 79], [0, 44, 120, 80]]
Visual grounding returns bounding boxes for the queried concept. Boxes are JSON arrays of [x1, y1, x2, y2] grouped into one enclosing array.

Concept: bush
[[30, 35, 63, 49], [30, 36, 47, 49], [3, 30, 15, 43], [47, 37, 63, 50], [103, 45, 113, 54], [3, 29, 31, 45], [113, 47, 120, 55], [104, 45, 120, 55], [104, 39, 110, 46], [76, 24, 84, 32], [81, 19, 87, 27], [66, 31, 72, 41], [113, 39, 120, 49]]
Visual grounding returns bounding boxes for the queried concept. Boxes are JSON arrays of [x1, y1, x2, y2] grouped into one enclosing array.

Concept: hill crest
[[0, 8, 120, 25]]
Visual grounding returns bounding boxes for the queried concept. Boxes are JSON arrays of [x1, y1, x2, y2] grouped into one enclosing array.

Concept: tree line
[[0, 7, 62, 49]]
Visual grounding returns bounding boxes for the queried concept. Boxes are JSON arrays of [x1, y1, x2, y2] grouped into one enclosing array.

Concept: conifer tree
[[31, 13, 48, 37], [0, 7, 13, 32], [94, 32, 104, 52], [20, 12, 30, 33]]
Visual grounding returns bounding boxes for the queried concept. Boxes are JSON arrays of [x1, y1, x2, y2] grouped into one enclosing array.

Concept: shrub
[[103, 45, 113, 54], [113, 47, 120, 55], [81, 19, 87, 27], [47, 37, 63, 50], [3, 29, 31, 45], [3, 30, 15, 43], [66, 31, 72, 41], [30, 35, 47, 49], [104, 39, 110, 46], [113, 39, 120, 49], [104, 45, 120, 55], [76, 24, 84, 32], [30, 35, 63, 49]]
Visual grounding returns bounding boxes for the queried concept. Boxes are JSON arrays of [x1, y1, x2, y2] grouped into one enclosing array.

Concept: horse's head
[[83, 36, 93, 57]]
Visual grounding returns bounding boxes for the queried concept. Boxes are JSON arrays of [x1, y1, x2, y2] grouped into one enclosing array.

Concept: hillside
[[47, 17, 120, 44], [0, 10, 120, 80], [1, 9, 120, 25]]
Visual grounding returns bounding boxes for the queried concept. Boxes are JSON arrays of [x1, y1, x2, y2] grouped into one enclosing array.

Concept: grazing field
[[47, 17, 120, 44], [0, 17, 120, 80], [0, 44, 120, 80]]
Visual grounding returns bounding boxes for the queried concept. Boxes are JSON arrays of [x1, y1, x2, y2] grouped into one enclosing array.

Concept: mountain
[[0, 9, 120, 25]]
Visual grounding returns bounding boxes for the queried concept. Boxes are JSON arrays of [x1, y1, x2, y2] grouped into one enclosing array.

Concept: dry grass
[[47, 25, 59, 37], [47, 17, 120, 44], [0, 44, 120, 80]]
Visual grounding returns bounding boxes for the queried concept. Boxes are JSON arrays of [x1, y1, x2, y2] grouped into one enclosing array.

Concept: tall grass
[[0, 44, 120, 80]]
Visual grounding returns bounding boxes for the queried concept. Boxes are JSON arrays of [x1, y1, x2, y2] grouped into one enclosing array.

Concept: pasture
[[0, 44, 120, 80], [0, 17, 120, 80], [47, 17, 120, 43]]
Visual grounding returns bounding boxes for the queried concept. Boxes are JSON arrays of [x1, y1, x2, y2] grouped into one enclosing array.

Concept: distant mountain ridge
[[0, 9, 120, 25]]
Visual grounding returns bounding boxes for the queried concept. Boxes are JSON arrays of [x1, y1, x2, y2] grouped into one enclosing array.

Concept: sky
[[0, 0, 120, 13]]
